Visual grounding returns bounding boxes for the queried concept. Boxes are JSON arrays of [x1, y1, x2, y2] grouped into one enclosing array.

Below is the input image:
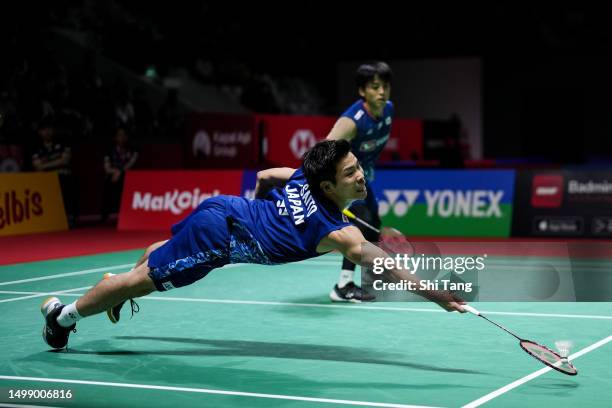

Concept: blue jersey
[[227, 167, 351, 264], [148, 169, 352, 291], [341, 99, 394, 182]]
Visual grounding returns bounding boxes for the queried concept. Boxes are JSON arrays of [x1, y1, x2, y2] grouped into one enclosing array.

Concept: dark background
[[2, 2, 612, 161]]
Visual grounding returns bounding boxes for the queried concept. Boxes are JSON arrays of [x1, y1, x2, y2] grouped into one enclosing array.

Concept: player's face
[[333, 152, 367, 201], [359, 74, 390, 114]]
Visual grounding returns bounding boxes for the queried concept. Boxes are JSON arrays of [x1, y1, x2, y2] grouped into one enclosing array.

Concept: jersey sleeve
[[340, 100, 364, 125]]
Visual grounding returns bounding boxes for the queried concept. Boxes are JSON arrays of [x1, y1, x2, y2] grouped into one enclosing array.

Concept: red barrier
[[258, 114, 335, 168], [379, 118, 424, 161], [184, 113, 258, 168], [258, 114, 424, 168], [118, 170, 243, 230]]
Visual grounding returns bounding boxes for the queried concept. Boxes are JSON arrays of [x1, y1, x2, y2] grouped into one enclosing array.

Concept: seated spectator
[[31, 116, 79, 226], [101, 126, 139, 223]]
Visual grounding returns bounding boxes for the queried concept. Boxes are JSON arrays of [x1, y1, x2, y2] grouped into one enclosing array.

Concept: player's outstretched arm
[[254, 167, 295, 198], [326, 117, 357, 141], [320, 226, 466, 313]]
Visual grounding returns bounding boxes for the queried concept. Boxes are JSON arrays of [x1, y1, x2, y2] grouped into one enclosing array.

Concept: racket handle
[[343, 208, 356, 219], [342, 208, 381, 234], [462, 304, 481, 316]]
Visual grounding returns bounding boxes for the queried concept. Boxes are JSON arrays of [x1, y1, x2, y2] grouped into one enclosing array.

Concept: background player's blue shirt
[[227, 168, 351, 264], [341, 99, 394, 182]]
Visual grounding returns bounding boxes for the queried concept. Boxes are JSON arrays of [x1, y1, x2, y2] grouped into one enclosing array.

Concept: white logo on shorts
[[162, 281, 176, 291]]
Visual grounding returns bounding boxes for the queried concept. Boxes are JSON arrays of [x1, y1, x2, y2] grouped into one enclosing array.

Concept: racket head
[[520, 340, 578, 376]]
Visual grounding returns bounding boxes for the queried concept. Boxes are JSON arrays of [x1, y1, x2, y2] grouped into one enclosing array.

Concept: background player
[[326, 61, 393, 302]]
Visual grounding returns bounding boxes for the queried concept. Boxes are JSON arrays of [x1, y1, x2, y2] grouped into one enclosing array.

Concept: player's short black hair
[[355, 61, 392, 89], [303, 139, 351, 195]]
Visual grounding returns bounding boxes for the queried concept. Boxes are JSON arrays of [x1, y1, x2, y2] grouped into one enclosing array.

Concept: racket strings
[[520, 340, 577, 375]]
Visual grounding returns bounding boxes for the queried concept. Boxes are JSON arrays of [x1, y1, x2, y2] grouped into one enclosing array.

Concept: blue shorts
[[148, 196, 231, 291]]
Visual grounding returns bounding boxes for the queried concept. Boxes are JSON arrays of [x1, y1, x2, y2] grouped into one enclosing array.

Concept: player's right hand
[[434, 291, 467, 313]]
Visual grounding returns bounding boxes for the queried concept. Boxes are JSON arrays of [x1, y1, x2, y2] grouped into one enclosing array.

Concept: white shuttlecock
[[555, 340, 573, 360]]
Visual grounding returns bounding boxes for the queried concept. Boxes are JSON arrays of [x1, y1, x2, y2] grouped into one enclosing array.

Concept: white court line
[[0, 258, 339, 288], [461, 334, 612, 408], [0, 375, 439, 408], [131, 298, 612, 320], [2, 288, 612, 320], [144, 297, 612, 320], [0, 286, 92, 304], [0, 264, 133, 287], [467, 310, 612, 320]]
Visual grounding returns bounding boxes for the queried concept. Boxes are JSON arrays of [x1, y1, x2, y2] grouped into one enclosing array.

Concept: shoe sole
[[40, 296, 60, 316], [41, 297, 57, 345], [40, 297, 66, 349], [103, 273, 119, 323], [329, 289, 361, 303]]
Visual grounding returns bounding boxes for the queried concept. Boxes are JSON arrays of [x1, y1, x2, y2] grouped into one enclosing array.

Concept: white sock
[[338, 269, 354, 288], [57, 301, 82, 327]]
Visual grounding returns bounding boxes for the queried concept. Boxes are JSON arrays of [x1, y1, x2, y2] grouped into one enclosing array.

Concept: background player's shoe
[[40, 297, 76, 349], [103, 273, 139, 323], [329, 282, 375, 303]]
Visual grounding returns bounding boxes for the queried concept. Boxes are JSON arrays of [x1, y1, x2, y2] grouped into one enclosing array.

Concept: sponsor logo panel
[[119, 170, 243, 230], [0, 172, 68, 236], [374, 170, 515, 237], [513, 170, 612, 237]]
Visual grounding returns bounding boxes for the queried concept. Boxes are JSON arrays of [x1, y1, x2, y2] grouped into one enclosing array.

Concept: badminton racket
[[462, 305, 577, 375], [342, 208, 381, 235], [342, 208, 415, 255]]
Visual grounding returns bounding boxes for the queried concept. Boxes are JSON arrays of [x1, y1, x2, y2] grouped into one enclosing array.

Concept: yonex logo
[[290, 129, 317, 159], [354, 110, 364, 120], [379, 189, 504, 218], [276, 200, 288, 216], [378, 190, 420, 217]]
